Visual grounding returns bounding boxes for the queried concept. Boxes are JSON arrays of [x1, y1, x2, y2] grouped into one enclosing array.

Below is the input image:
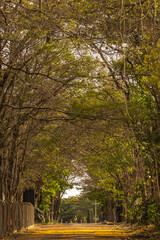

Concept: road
[[13, 223, 146, 240]]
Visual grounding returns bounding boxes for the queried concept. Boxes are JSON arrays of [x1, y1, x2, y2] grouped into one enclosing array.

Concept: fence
[[0, 201, 34, 238]]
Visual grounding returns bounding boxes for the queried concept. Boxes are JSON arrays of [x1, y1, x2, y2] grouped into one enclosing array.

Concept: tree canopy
[[0, 0, 160, 227]]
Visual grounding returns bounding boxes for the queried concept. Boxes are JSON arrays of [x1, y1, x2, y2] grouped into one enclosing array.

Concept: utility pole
[[95, 200, 97, 223]]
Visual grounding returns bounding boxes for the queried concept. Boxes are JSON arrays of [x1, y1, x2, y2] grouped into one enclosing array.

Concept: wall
[[0, 201, 34, 238]]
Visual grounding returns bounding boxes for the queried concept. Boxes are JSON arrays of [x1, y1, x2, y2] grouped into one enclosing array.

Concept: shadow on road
[[14, 234, 132, 240]]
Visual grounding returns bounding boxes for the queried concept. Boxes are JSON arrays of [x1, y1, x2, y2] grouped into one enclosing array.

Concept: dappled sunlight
[[14, 223, 158, 240], [31, 229, 129, 236], [14, 223, 136, 240]]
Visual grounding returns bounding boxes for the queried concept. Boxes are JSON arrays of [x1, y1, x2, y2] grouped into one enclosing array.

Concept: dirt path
[[13, 223, 135, 240]]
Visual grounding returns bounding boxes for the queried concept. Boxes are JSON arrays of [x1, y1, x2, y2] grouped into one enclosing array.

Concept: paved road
[[13, 223, 138, 240]]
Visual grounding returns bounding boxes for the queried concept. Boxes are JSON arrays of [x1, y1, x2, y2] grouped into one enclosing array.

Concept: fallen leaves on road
[[13, 223, 159, 240]]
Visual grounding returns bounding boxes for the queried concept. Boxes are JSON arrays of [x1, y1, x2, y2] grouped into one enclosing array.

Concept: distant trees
[[59, 196, 97, 223]]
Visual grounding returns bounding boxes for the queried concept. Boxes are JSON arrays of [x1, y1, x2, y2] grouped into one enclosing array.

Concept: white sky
[[63, 185, 82, 198], [63, 187, 81, 198]]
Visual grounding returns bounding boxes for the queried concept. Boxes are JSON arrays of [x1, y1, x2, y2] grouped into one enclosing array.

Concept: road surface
[[13, 223, 149, 240]]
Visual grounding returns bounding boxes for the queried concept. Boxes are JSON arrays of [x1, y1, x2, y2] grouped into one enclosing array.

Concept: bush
[[35, 208, 45, 223]]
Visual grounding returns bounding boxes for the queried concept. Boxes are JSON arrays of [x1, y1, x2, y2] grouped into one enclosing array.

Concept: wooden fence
[[0, 201, 34, 238]]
